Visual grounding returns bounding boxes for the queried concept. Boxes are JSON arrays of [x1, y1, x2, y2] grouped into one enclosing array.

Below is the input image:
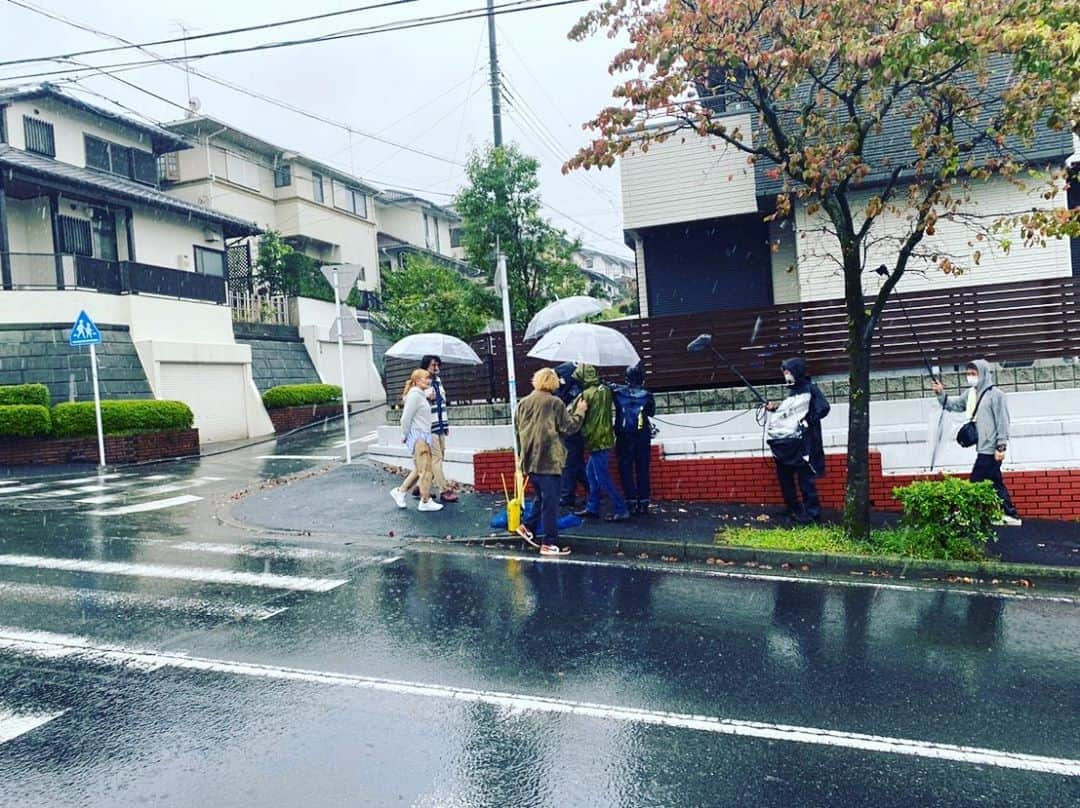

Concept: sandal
[[516, 525, 540, 548], [539, 544, 571, 557]]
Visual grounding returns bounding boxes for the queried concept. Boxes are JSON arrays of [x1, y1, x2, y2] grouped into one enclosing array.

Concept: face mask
[[783, 372, 795, 386], [966, 374, 979, 387]]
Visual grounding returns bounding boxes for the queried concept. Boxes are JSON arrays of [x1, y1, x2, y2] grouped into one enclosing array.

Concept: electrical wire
[[0, 0, 589, 83]]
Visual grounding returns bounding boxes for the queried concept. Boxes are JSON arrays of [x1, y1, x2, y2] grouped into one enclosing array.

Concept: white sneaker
[[418, 499, 444, 512], [390, 487, 407, 509]]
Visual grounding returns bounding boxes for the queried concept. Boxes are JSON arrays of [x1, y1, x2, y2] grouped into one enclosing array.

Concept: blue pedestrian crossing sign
[[69, 310, 102, 347]]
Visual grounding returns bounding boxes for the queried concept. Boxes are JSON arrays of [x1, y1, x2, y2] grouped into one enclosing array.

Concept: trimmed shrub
[[52, 400, 194, 438], [0, 383, 51, 408], [262, 384, 342, 409], [885, 476, 1002, 560], [0, 405, 52, 438]]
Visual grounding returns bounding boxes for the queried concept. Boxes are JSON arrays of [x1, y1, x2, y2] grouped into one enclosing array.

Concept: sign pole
[[332, 266, 352, 465], [88, 342, 106, 469]]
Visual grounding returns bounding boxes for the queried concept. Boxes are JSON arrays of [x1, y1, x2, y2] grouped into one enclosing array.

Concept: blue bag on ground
[[489, 500, 583, 535]]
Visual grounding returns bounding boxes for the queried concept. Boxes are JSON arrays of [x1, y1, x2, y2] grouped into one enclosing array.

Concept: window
[[194, 246, 225, 277], [449, 227, 462, 249], [274, 163, 292, 188], [158, 152, 180, 182], [58, 216, 93, 256], [0, 108, 6, 143], [424, 213, 441, 252], [24, 116, 55, 157], [332, 180, 368, 218], [85, 134, 156, 186], [90, 207, 118, 261], [311, 172, 325, 204], [225, 152, 261, 190]]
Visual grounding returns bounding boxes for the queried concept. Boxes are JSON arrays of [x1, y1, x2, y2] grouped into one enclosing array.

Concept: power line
[[0, 0, 588, 84], [0, 0, 423, 68]]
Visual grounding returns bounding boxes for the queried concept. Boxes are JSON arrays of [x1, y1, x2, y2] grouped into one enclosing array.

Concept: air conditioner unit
[[203, 227, 221, 243]]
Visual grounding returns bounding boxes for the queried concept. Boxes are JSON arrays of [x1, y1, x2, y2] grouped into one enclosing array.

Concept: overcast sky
[[0, 0, 632, 255]]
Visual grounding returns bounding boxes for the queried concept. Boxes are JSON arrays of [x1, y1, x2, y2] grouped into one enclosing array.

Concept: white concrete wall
[[376, 202, 425, 247], [620, 117, 758, 229], [5, 97, 158, 165], [366, 389, 1080, 483], [794, 174, 1073, 300], [294, 296, 385, 403]]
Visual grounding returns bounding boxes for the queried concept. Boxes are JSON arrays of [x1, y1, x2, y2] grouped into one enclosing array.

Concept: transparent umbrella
[[526, 323, 640, 367], [385, 333, 482, 365], [524, 295, 611, 341]]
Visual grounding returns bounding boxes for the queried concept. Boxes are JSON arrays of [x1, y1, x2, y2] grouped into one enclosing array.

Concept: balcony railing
[[227, 288, 292, 326], [1, 252, 226, 304]]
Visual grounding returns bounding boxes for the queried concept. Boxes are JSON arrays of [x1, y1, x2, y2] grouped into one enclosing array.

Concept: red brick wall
[[0, 429, 199, 466], [268, 404, 341, 434], [474, 446, 1080, 518]]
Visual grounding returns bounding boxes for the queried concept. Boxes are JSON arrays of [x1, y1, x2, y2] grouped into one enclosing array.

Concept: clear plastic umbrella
[[384, 333, 482, 365], [526, 323, 640, 367], [524, 295, 611, 341]]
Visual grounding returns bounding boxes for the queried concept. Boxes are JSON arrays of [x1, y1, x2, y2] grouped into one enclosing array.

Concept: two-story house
[[159, 115, 381, 296], [0, 83, 275, 443], [620, 86, 1076, 317], [375, 190, 479, 278]]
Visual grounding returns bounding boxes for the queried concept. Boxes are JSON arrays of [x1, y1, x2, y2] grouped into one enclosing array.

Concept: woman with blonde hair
[[391, 369, 443, 512], [515, 366, 587, 555]]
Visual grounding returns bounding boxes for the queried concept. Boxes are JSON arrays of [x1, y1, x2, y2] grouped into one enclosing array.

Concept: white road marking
[[0, 555, 347, 592], [256, 455, 342, 461], [0, 480, 22, 487], [74, 494, 125, 505], [381, 556, 403, 565], [0, 706, 66, 746], [168, 542, 350, 561], [334, 431, 378, 447], [135, 478, 221, 497], [470, 551, 1080, 605], [21, 489, 84, 499], [88, 495, 203, 515], [62, 474, 128, 485], [0, 483, 46, 495], [0, 581, 286, 621], [1, 627, 1077, 777]]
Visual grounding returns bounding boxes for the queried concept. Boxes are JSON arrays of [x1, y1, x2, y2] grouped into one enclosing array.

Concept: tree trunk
[[843, 320, 872, 541]]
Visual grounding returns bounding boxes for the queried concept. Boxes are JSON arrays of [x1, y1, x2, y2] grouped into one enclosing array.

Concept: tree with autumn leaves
[[568, 0, 1079, 539]]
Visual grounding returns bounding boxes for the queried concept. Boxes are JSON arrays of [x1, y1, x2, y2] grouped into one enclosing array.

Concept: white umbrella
[[385, 333, 482, 365], [524, 295, 611, 341], [526, 323, 640, 367]]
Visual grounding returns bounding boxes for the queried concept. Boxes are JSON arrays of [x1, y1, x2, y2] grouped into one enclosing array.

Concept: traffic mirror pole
[[332, 266, 352, 465]]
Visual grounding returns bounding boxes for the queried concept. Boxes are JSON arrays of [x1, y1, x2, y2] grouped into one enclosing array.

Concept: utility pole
[[486, 0, 503, 147]]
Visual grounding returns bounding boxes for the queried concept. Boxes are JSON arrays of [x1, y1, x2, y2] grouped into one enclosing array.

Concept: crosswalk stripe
[[0, 554, 347, 592], [62, 474, 129, 485], [0, 483, 46, 496], [0, 581, 286, 621], [0, 480, 22, 487], [256, 455, 342, 461], [168, 542, 350, 561], [135, 479, 216, 497], [88, 495, 203, 515], [334, 432, 378, 447], [2, 628, 1078, 777], [0, 706, 65, 746]]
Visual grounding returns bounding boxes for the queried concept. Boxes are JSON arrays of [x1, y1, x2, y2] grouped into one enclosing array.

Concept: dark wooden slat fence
[[383, 277, 1080, 404]]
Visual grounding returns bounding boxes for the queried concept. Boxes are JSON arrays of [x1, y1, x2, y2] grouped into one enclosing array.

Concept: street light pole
[[331, 266, 353, 465]]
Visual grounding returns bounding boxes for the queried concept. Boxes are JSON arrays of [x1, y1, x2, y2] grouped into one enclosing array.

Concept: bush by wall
[[52, 400, 194, 438], [0, 383, 51, 408], [262, 383, 342, 409], [0, 405, 53, 438], [886, 476, 1002, 560]]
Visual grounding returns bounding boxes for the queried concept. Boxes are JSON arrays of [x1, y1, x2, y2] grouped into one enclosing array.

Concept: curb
[[468, 532, 1080, 591]]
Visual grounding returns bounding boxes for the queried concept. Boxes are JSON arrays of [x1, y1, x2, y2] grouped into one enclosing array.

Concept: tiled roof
[[0, 145, 260, 237], [0, 84, 191, 154], [376, 189, 460, 221]]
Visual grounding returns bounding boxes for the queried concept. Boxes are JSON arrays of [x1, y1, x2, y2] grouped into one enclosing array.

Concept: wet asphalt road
[[0, 417, 1078, 807]]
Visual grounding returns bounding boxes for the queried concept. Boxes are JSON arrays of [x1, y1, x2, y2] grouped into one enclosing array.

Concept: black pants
[[971, 453, 1019, 517], [560, 433, 587, 504], [774, 459, 821, 519], [526, 473, 562, 543], [616, 433, 651, 504]]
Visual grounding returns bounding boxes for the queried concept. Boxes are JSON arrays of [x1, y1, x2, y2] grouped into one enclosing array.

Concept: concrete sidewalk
[[232, 459, 1080, 570]]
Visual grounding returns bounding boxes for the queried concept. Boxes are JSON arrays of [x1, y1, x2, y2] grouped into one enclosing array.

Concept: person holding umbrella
[[573, 364, 631, 522], [391, 369, 444, 512], [419, 354, 458, 503], [515, 367, 588, 556], [555, 361, 588, 506]]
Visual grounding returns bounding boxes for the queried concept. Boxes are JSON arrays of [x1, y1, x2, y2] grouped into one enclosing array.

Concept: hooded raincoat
[[572, 364, 615, 452], [767, 358, 831, 476], [936, 358, 1010, 455]]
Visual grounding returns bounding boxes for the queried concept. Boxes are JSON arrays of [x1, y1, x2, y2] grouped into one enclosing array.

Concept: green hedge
[[0, 405, 52, 438], [0, 383, 51, 408], [52, 400, 194, 438], [262, 384, 342, 409]]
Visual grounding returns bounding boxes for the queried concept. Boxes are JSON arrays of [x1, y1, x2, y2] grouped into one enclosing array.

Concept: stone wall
[[0, 323, 153, 404], [233, 322, 321, 393]]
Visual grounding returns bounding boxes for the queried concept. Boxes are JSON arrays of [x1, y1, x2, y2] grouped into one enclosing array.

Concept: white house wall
[[620, 116, 758, 230], [376, 203, 425, 247], [129, 207, 223, 271], [768, 217, 800, 304], [794, 174, 1072, 301], [4, 197, 53, 255], [4, 98, 160, 166], [293, 297, 385, 403]]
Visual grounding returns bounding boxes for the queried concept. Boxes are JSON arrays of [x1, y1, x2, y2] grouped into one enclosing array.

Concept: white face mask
[[966, 374, 979, 387], [783, 372, 795, 386]]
